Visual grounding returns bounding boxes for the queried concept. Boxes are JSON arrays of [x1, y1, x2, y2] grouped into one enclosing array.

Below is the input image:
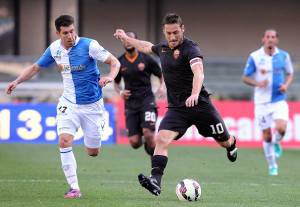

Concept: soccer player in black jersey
[[114, 13, 237, 196], [114, 31, 164, 156]]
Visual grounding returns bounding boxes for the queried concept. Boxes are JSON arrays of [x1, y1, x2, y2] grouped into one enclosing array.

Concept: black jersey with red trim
[[152, 38, 209, 107], [115, 52, 162, 106]]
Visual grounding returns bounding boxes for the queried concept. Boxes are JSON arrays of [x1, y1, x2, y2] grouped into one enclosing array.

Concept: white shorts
[[255, 100, 289, 130], [56, 96, 105, 148]]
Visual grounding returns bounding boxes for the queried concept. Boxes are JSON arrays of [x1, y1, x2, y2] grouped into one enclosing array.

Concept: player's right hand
[[120, 90, 131, 100], [5, 80, 18, 95]]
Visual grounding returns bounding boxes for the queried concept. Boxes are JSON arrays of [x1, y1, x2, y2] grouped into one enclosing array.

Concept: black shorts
[[158, 97, 230, 142], [125, 96, 157, 137]]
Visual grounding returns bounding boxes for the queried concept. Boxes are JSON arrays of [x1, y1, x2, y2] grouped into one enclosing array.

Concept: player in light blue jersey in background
[[5, 15, 120, 198], [242, 29, 294, 176]]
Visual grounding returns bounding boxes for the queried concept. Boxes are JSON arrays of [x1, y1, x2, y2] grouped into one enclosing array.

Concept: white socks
[[60, 147, 80, 190], [263, 141, 277, 169]]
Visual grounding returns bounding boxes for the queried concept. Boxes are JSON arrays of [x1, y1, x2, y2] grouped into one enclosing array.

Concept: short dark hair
[[264, 28, 279, 37], [55, 15, 74, 31], [162, 13, 183, 26]]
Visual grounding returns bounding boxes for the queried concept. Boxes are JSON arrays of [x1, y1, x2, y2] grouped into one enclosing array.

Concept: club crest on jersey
[[121, 67, 127, 72], [53, 50, 62, 61], [260, 69, 267, 75], [138, 63, 145, 71], [173, 49, 180, 59]]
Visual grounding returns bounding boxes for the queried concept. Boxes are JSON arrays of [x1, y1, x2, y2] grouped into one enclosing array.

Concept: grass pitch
[[0, 144, 299, 207]]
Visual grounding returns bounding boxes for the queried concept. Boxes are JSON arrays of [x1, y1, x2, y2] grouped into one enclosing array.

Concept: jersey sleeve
[[285, 53, 294, 74], [89, 40, 111, 62], [187, 42, 203, 61], [36, 47, 55, 68], [151, 44, 160, 56], [147, 55, 162, 78], [243, 56, 256, 76]]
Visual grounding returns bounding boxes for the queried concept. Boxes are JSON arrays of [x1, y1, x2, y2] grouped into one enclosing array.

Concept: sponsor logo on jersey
[[58, 64, 86, 73], [121, 67, 127, 72], [53, 50, 62, 61], [260, 68, 267, 75], [138, 63, 145, 71]]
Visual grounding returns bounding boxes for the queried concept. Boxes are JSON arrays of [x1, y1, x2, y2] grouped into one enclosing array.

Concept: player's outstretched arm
[[5, 63, 41, 94], [114, 29, 154, 54], [99, 54, 120, 87]]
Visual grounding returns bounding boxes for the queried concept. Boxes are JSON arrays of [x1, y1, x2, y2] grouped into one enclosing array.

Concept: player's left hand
[[185, 94, 199, 107], [99, 77, 113, 87], [279, 84, 288, 92]]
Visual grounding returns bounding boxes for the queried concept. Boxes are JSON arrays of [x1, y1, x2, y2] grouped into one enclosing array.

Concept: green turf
[[0, 144, 299, 207]]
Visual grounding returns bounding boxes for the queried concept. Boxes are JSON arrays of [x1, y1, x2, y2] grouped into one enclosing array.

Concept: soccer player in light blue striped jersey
[[242, 29, 294, 176], [5, 15, 120, 198]]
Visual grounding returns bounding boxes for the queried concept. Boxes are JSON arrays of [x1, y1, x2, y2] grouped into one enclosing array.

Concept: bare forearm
[[124, 37, 153, 54], [15, 64, 40, 84], [242, 76, 258, 87], [285, 74, 293, 87], [106, 55, 120, 79], [192, 73, 204, 95]]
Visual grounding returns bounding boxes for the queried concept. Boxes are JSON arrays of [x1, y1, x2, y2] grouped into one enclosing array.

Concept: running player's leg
[[262, 128, 278, 175], [138, 129, 178, 196], [138, 108, 189, 196], [80, 99, 106, 157], [272, 101, 289, 158], [256, 104, 278, 175], [57, 98, 81, 198], [193, 100, 237, 162], [126, 109, 143, 149], [273, 119, 286, 158], [141, 104, 158, 156]]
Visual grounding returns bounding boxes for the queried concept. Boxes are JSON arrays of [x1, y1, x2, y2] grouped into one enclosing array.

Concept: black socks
[[151, 155, 168, 186]]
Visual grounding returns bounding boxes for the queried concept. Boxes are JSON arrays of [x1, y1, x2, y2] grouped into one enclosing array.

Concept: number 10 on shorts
[[210, 123, 224, 134]]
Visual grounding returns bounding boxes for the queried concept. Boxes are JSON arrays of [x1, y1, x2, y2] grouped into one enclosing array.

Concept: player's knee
[[276, 127, 286, 136], [87, 148, 100, 157], [129, 135, 142, 149], [142, 129, 154, 141], [129, 139, 142, 149], [59, 134, 73, 148], [156, 135, 170, 148], [262, 129, 272, 142]]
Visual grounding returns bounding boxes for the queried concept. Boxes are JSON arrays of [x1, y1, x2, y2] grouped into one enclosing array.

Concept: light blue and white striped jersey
[[37, 37, 110, 104], [243, 47, 293, 104]]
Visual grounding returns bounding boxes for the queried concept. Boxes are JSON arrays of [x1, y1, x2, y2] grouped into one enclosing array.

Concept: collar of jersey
[[260, 46, 279, 56], [60, 36, 80, 51], [162, 38, 186, 50]]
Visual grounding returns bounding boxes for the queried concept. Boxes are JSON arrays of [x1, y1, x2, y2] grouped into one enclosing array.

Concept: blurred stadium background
[[0, 0, 299, 146], [0, 0, 299, 144], [0, 1, 300, 206]]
